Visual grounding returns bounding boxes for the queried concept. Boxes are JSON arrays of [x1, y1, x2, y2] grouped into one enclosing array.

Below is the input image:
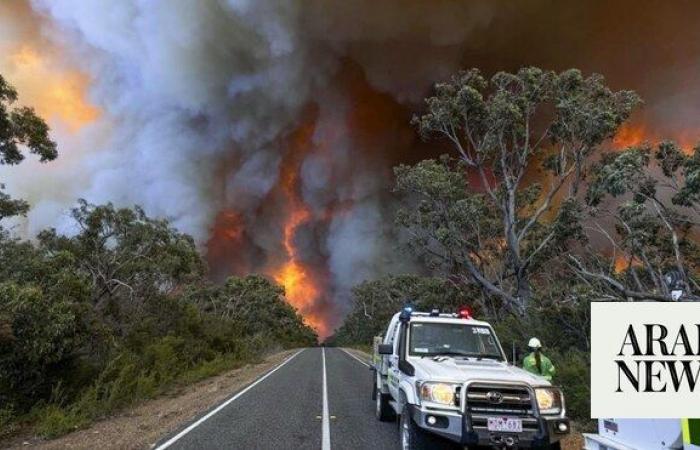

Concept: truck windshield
[[409, 322, 503, 360]]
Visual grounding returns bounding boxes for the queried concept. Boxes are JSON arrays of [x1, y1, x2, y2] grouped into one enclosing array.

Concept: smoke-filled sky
[[2, 0, 700, 336]]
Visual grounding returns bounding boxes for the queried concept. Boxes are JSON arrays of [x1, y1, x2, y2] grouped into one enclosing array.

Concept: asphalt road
[[153, 347, 399, 450]]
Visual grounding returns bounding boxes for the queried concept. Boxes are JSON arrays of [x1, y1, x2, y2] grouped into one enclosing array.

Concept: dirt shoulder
[[2, 350, 297, 450], [345, 347, 585, 450]]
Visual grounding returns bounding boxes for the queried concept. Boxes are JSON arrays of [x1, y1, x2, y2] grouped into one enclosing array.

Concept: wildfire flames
[[206, 114, 334, 338], [612, 123, 652, 149], [270, 124, 326, 335], [612, 122, 698, 153], [9, 0, 700, 343], [273, 212, 323, 331]]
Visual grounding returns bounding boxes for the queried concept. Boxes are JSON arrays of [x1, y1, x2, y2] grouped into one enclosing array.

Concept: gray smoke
[[0, 0, 499, 332], [6, 0, 700, 333]]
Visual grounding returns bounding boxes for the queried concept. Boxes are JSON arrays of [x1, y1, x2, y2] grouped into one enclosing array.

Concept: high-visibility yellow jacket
[[684, 418, 700, 448], [523, 352, 555, 381]]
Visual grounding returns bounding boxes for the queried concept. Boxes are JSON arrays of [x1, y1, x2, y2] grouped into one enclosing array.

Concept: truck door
[[388, 322, 404, 400]]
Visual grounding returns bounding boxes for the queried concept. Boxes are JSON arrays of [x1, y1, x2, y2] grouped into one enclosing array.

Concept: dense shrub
[[0, 282, 87, 412], [0, 202, 315, 438], [550, 349, 592, 427], [182, 275, 317, 347], [332, 274, 475, 345]]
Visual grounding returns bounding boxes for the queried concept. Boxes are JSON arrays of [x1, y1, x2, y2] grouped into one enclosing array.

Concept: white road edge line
[[322, 347, 331, 450], [154, 349, 305, 450], [340, 348, 370, 367]]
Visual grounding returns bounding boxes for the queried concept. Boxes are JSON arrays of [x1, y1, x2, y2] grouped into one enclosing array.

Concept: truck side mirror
[[378, 344, 393, 355]]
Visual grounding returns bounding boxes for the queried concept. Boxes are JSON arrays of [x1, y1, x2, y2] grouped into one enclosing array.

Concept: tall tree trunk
[[515, 269, 531, 314]]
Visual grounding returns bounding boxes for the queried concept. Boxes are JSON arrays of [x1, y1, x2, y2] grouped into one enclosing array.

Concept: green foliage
[[337, 272, 596, 421], [38, 200, 204, 313], [333, 275, 474, 345], [578, 141, 700, 301], [0, 188, 29, 221], [395, 156, 585, 316], [0, 202, 315, 439], [184, 276, 317, 346], [0, 405, 17, 439], [34, 405, 84, 439], [0, 282, 87, 411], [586, 146, 652, 206], [549, 349, 593, 427], [377, 66, 641, 422], [673, 144, 700, 207], [408, 67, 639, 311], [394, 157, 493, 269]]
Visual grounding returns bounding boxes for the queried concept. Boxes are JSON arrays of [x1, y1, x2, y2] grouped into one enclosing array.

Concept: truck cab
[[371, 306, 570, 449]]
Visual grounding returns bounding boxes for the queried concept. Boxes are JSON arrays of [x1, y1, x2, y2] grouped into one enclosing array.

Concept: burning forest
[[7, 3, 700, 446], [3, 1, 700, 337]]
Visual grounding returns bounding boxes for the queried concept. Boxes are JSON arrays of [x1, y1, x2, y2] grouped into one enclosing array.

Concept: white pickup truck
[[371, 306, 570, 449]]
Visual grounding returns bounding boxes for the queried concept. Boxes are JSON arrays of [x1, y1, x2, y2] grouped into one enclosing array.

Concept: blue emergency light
[[399, 305, 413, 322]]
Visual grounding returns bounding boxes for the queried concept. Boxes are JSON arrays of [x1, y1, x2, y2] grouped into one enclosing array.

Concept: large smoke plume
[[2, 1, 700, 335]]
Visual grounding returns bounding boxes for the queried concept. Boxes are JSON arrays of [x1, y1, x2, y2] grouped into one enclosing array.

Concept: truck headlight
[[419, 382, 457, 406], [535, 388, 563, 415]]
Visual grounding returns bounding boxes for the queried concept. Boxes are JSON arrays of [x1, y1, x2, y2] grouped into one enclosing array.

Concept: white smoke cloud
[[18, 0, 336, 243], [0, 0, 505, 332]]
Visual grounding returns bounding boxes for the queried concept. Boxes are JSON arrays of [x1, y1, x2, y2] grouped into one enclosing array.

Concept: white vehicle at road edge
[[371, 306, 570, 449]]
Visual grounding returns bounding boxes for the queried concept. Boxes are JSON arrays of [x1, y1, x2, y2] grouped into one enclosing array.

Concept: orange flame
[[614, 255, 629, 273], [274, 206, 319, 311], [612, 122, 697, 153], [613, 255, 643, 273], [612, 123, 652, 149], [268, 117, 328, 337]]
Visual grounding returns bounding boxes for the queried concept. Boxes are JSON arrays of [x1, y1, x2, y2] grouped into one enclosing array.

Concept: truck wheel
[[375, 387, 395, 421], [398, 407, 433, 450]]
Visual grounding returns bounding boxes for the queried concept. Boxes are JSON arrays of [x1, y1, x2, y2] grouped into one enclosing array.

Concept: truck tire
[[547, 443, 562, 450], [375, 387, 395, 421], [398, 403, 455, 450], [399, 406, 435, 450]]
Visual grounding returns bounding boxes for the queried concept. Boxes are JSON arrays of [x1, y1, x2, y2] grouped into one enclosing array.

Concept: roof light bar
[[457, 306, 472, 319], [399, 304, 413, 322]]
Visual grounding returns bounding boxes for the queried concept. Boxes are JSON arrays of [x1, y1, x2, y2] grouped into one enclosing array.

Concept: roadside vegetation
[[0, 202, 316, 439], [0, 75, 316, 439], [334, 67, 700, 427]]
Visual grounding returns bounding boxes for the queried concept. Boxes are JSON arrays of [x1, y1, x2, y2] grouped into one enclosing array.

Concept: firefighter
[[523, 337, 555, 381]]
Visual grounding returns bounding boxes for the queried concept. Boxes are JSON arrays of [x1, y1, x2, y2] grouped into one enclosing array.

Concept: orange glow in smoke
[[612, 123, 652, 149], [613, 255, 643, 273], [612, 122, 697, 153], [210, 210, 245, 242], [4, 45, 99, 131]]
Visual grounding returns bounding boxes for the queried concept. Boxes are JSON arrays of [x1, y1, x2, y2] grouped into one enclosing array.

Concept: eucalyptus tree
[[401, 67, 639, 313], [572, 142, 700, 301]]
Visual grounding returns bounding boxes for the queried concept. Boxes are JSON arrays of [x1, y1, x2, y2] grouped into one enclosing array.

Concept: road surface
[[153, 347, 403, 450]]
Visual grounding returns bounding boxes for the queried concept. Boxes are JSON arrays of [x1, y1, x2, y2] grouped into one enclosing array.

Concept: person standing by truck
[[523, 337, 556, 381]]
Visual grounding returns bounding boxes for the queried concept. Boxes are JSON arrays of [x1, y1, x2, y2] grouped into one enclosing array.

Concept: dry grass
[[1, 350, 296, 450]]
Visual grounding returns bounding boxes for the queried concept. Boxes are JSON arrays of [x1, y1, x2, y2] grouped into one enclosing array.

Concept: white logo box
[[591, 302, 700, 418]]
